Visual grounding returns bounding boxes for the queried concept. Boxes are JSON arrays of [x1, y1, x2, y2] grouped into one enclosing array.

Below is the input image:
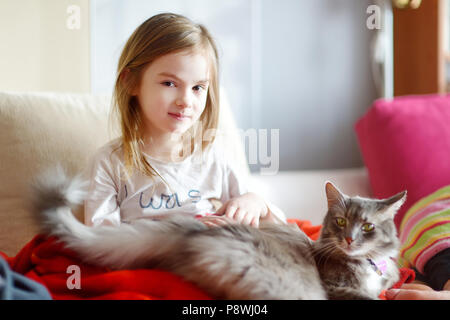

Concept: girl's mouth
[[168, 112, 190, 121]]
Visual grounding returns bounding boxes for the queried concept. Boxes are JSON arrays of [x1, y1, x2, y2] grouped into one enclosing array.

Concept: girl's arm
[[215, 145, 286, 227], [215, 192, 286, 227], [84, 155, 121, 227], [260, 202, 287, 225], [386, 282, 450, 300]]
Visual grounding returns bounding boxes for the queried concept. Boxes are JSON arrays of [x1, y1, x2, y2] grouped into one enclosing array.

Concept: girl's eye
[[335, 217, 346, 227], [361, 223, 375, 232], [192, 85, 204, 92], [162, 81, 175, 87]]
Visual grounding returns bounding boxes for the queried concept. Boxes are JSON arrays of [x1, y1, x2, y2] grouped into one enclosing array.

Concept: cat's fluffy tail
[[30, 166, 205, 269], [30, 165, 89, 237]]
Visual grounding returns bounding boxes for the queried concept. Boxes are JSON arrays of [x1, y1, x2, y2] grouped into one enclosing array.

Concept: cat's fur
[[30, 168, 406, 300]]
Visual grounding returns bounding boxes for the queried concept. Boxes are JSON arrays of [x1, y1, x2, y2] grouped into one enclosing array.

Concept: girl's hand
[[197, 215, 236, 228], [215, 192, 268, 228], [385, 283, 450, 300]]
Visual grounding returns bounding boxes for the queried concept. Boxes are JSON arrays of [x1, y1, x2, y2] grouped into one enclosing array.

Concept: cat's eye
[[361, 223, 374, 232], [335, 217, 346, 227]]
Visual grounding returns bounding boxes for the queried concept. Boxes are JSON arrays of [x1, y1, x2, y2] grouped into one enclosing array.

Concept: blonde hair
[[112, 13, 220, 178]]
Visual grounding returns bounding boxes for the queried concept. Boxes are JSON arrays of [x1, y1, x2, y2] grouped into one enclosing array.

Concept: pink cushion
[[355, 94, 450, 228]]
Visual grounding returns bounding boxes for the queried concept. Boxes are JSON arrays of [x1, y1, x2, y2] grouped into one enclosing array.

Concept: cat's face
[[319, 182, 406, 259]]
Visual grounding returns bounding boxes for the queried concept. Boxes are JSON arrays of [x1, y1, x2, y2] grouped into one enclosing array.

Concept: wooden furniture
[[393, 0, 448, 96]]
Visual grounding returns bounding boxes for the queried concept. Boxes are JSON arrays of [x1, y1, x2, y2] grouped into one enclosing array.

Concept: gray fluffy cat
[[31, 169, 406, 300]]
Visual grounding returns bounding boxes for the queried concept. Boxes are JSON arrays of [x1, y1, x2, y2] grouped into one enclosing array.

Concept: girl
[[84, 13, 285, 228], [386, 186, 450, 300]]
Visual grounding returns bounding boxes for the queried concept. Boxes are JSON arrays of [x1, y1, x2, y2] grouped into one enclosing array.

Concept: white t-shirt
[[84, 138, 285, 227]]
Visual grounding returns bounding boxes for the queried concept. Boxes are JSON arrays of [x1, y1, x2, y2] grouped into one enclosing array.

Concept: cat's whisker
[[313, 239, 339, 267]]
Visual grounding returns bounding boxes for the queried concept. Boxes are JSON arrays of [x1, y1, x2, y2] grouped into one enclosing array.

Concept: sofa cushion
[[355, 94, 450, 228], [0, 92, 116, 256]]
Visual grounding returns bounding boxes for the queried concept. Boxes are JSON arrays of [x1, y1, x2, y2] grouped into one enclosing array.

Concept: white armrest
[[249, 167, 372, 225]]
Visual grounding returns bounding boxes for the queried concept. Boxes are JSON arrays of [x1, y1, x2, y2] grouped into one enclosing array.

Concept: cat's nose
[[345, 237, 353, 245]]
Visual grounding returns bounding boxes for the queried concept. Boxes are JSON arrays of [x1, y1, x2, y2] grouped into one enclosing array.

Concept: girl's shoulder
[[96, 137, 123, 155], [90, 137, 124, 167], [84, 138, 123, 181]]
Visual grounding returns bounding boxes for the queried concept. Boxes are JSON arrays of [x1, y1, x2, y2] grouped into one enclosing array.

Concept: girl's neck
[[142, 132, 193, 163]]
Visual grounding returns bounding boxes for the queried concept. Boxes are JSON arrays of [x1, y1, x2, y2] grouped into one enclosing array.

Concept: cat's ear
[[325, 181, 347, 210], [379, 190, 407, 217]]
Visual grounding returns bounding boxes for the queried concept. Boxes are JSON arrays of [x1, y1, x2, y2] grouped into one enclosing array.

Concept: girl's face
[[134, 50, 210, 140]]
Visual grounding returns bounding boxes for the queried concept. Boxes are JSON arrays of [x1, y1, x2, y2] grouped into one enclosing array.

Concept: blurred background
[[0, 0, 448, 172]]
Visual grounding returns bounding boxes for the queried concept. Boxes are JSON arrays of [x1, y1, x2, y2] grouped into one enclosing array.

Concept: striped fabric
[[398, 185, 450, 274]]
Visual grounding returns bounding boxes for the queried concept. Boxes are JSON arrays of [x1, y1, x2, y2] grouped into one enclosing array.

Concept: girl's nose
[[176, 91, 192, 108]]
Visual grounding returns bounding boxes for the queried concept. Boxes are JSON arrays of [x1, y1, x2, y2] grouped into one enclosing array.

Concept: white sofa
[[0, 91, 372, 256]]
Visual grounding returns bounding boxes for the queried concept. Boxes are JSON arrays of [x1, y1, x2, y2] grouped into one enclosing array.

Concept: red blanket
[[0, 219, 414, 300]]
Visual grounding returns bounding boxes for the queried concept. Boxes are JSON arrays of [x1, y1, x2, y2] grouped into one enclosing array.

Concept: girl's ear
[[325, 181, 347, 210], [130, 85, 139, 96], [120, 68, 130, 82], [379, 190, 407, 217]]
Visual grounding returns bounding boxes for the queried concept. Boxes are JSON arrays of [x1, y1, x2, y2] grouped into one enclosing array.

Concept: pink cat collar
[[367, 258, 387, 276]]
